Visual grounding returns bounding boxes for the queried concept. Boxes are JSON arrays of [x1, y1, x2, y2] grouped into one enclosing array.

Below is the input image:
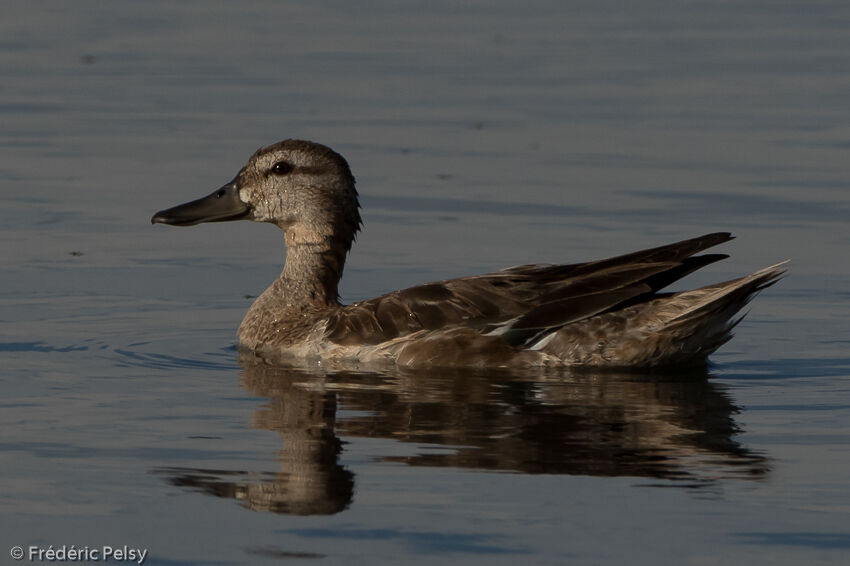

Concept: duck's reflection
[[156, 355, 767, 515], [157, 366, 354, 515]]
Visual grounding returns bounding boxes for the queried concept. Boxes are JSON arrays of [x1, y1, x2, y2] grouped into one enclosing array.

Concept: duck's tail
[[668, 261, 787, 324], [654, 261, 788, 362], [537, 261, 787, 367]]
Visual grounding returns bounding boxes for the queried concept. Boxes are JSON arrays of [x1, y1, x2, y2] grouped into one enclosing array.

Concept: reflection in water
[[156, 370, 354, 515], [154, 355, 768, 515]]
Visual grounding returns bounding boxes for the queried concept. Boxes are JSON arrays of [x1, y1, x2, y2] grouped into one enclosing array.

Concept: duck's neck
[[279, 239, 347, 308]]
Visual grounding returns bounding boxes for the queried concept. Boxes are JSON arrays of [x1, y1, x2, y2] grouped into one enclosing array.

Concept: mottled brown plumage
[[152, 139, 786, 369]]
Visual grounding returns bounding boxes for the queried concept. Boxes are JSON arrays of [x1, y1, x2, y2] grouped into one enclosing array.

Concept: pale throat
[[279, 231, 348, 307]]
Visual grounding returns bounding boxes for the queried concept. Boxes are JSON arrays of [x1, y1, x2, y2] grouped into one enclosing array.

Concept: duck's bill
[[151, 182, 250, 226]]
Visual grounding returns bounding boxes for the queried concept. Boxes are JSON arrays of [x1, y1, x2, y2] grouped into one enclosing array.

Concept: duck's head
[[151, 139, 362, 250]]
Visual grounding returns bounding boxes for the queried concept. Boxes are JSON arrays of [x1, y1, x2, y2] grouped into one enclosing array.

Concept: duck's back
[[306, 233, 784, 368]]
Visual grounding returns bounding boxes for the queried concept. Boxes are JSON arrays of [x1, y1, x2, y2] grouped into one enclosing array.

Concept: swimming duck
[[152, 139, 785, 368]]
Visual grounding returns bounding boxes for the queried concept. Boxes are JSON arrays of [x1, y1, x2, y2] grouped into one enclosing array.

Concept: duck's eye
[[270, 161, 294, 176]]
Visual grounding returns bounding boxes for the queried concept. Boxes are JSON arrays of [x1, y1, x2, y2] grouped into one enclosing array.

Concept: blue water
[[2, 2, 849, 565]]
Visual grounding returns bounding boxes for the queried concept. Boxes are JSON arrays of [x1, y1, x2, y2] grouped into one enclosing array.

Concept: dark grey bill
[[151, 182, 250, 226]]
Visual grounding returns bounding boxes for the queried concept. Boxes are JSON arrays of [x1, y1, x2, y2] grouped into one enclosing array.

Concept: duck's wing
[[326, 232, 733, 347]]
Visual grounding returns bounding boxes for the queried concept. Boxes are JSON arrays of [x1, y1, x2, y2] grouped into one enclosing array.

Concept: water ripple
[[0, 341, 88, 353], [112, 347, 238, 372]]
